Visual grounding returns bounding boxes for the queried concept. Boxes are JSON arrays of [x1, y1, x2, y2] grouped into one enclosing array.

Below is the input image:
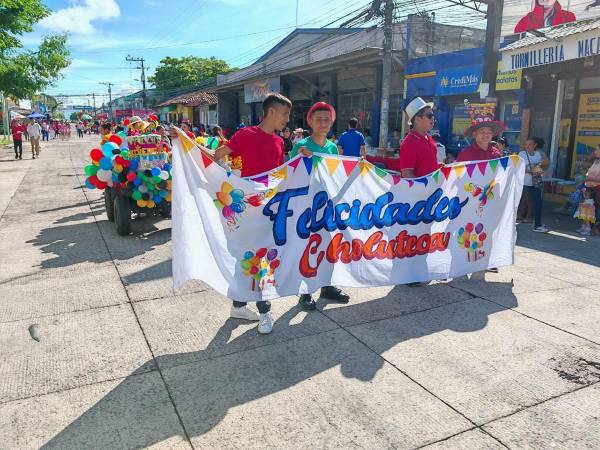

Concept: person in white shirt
[[431, 133, 446, 164], [27, 120, 42, 159], [518, 137, 549, 233]]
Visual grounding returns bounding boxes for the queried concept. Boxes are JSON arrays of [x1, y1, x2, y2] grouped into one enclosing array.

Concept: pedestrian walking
[[27, 119, 42, 159], [398, 97, 439, 178], [290, 101, 351, 310], [519, 137, 549, 233], [10, 120, 26, 160], [41, 121, 50, 141], [213, 93, 292, 334], [337, 117, 366, 158]]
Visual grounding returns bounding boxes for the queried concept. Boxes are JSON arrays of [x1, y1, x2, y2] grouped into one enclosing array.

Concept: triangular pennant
[[500, 157, 509, 170], [288, 158, 301, 172], [489, 159, 499, 173], [392, 175, 402, 185], [510, 154, 520, 166], [432, 170, 440, 183], [415, 177, 428, 187], [407, 180, 414, 187], [271, 166, 288, 179], [201, 153, 213, 168], [325, 158, 341, 175], [181, 136, 196, 153], [466, 163, 476, 177], [252, 174, 269, 186], [477, 161, 488, 176], [441, 166, 452, 180], [453, 165, 465, 178], [374, 166, 388, 179], [302, 157, 313, 175], [342, 160, 358, 176], [359, 161, 372, 176], [312, 155, 323, 169]]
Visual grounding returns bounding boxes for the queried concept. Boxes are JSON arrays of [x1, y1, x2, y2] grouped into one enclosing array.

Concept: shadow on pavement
[[41, 281, 517, 449]]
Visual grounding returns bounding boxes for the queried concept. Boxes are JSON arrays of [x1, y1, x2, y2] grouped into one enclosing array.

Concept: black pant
[[41, 130, 49, 141], [13, 140, 22, 158], [525, 185, 543, 227], [232, 300, 271, 313]]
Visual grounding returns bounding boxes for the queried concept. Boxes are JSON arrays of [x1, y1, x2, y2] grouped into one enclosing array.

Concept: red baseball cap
[[307, 101, 336, 123]]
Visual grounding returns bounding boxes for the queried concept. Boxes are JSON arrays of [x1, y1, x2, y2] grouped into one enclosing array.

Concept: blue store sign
[[435, 65, 482, 96]]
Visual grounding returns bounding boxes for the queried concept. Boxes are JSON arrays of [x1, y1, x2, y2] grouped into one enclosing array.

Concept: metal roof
[[501, 17, 600, 52], [158, 90, 217, 108]]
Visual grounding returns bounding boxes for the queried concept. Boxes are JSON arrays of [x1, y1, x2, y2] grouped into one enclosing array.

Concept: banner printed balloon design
[[213, 182, 279, 230], [456, 222, 488, 262], [465, 180, 495, 215], [239, 247, 281, 291]]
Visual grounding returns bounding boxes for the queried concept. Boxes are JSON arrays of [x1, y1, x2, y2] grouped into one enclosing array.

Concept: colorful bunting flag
[[477, 161, 488, 176], [489, 159, 499, 173], [407, 180, 414, 187], [441, 166, 452, 180], [500, 157, 509, 171], [325, 158, 341, 175], [415, 177, 428, 187], [252, 174, 269, 186], [201, 153, 213, 168], [453, 165, 465, 178], [510, 154, 520, 166], [312, 155, 323, 169], [466, 163, 476, 177], [374, 166, 388, 180], [432, 170, 440, 183], [342, 160, 358, 176], [391, 174, 402, 185], [271, 166, 288, 179], [359, 161, 372, 177], [303, 157, 313, 175], [288, 158, 301, 172]]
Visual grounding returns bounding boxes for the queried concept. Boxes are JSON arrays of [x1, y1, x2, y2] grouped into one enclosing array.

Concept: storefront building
[[157, 90, 217, 126], [501, 18, 600, 180]]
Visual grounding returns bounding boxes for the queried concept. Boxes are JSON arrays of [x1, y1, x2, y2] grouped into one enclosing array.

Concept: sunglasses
[[417, 112, 435, 119]]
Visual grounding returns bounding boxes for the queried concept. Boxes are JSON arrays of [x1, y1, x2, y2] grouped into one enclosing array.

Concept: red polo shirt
[[398, 130, 439, 177], [227, 126, 284, 177], [456, 143, 502, 163]]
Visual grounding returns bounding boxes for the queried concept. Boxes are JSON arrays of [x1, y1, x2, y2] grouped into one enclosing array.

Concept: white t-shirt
[[518, 150, 546, 186], [27, 123, 42, 138], [435, 142, 446, 164]]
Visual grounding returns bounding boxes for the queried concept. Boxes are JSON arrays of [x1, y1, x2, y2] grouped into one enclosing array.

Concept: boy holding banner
[[213, 93, 291, 334], [291, 101, 351, 310]]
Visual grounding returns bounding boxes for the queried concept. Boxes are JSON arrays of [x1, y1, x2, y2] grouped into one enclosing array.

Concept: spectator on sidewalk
[[519, 137, 549, 233], [10, 119, 26, 160], [584, 144, 600, 235], [27, 119, 42, 159], [337, 117, 366, 158]]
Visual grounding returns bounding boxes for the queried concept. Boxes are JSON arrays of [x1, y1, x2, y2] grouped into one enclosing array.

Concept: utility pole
[[100, 82, 114, 120], [126, 55, 147, 108], [92, 93, 96, 116], [378, 0, 394, 149]]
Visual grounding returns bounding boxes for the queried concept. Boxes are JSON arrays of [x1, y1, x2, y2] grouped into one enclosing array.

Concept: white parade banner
[[171, 130, 525, 302]]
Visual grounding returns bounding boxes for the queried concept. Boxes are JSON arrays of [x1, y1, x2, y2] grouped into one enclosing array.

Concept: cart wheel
[[114, 195, 131, 236], [104, 188, 115, 222]]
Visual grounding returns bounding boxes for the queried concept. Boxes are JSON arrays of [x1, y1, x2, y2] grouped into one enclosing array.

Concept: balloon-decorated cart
[[83, 120, 172, 235]]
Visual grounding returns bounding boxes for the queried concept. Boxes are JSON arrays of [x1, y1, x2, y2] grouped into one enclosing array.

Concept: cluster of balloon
[[457, 223, 487, 262], [83, 132, 172, 209], [240, 248, 281, 291], [465, 180, 495, 214], [214, 182, 246, 229]]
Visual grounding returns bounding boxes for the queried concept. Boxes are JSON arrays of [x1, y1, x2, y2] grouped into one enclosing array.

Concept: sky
[[21, 0, 486, 107]]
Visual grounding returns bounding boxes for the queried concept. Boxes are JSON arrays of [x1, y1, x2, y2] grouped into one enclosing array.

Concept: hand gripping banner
[[172, 131, 525, 302]]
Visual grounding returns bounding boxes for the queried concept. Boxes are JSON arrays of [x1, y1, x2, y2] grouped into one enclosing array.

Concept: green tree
[[0, 0, 70, 99], [52, 110, 64, 119], [149, 56, 236, 91], [69, 112, 80, 121]]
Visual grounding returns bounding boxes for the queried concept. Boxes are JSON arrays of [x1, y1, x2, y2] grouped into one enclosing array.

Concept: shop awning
[[500, 17, 600, 71], [158, 90, 217, 108]]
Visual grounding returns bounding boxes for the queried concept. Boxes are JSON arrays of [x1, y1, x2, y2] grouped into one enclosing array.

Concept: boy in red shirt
[[11, 120, 26, 160], [214, 93, 291, 334], [399, 97, 439, 178]]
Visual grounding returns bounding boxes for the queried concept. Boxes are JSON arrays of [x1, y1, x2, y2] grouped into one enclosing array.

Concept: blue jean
[[525, 185, 543, 228], [233, 301, 271, 313]]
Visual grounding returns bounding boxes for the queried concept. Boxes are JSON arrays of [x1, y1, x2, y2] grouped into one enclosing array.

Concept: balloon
[[244, 251, 254, 260], [160, 190, 168, 198], [464, 182, 473, 192], [230, 202, 244, 213], [213, 199, 224, 209], [267, 249, 278, 261], [129, 160, 139, 171], [132, 191, 142, 201], [163, 163, 172, 171], [137, 199, 146, 208], [90, 149, 103, 161], [166, 193, 172, 202], [133, 178, 142, 187], [142, 193, 150, 200], [260, 260, 268, 269], [96, 169, 111, 182], [250, 266, 259, 275], [249, 256, 260, 266], [96, 180, 107, 189], [126, 172, 137, 182], [479, 232, 487, 241], [253, 273, 262, 281], [147, 200, 155, 208], [270, 259, 280, 270], [241, 260, 251, 270], [109, 134, 122, 145], [465, 223, 474, 232], [138, 185, 148, 193], [464, 240, 471, 248], [256, 248, 267, 258], [471, 242, 478, 249], [222, 205, 234, 219], [217, 191, 232, 206], [114, 164, 123, 173], [230, 189, 244, 201], [84, 164, 98, 176], [100, 157, 113, 170], [159, 171, 169, 180], [475, 223, 483, 234], [150, 167, 160, 177], [221, 182, 233, 194], [85, 178, 96, 189], [260, 269, 267, 277]]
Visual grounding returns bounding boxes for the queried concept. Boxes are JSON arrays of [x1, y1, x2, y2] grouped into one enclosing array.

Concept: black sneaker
[[299, 294, 316, 311], [320, 286, 350, 303]]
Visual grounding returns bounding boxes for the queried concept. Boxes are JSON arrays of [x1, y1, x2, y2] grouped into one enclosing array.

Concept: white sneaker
[[532, 225, 549, 233], [258, 312, 274, 334], [230, 305, 259, 321]]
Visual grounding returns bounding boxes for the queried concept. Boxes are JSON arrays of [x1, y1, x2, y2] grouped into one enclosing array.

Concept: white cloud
[[39, 0, 120, 35]]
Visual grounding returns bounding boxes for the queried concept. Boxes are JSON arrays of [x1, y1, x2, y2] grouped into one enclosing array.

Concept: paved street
[[0, 135, 599, 449]]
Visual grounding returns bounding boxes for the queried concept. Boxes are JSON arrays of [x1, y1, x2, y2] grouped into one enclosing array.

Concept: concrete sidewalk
[[0, 136, 599, 449]]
